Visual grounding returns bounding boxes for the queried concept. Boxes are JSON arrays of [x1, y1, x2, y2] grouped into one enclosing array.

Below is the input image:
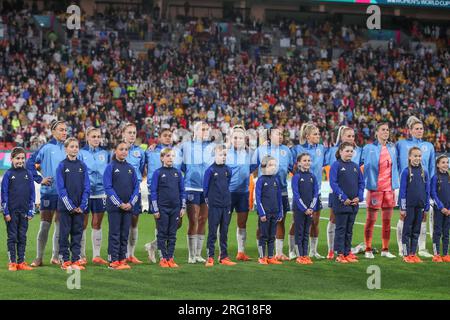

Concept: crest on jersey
[[274, 182, 277, 187], [421, 145, 427, 152], [354, 168, 357, 172], [281, 150, 287, 157], [128, 169, 132, 174], [316, 149, 321, 156], [79, 168, 83, 172], [371, 199, 378, 206], [133, 151, 140, 157], [188, 194, 195, 201], [43, 200, 50, 208], [99, 154, 106, 162], [310, 178, 313, 182], [25, 175, 28, 180]]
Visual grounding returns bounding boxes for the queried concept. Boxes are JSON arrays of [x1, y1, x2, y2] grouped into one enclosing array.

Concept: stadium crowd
[[0, 6, 449, 152]]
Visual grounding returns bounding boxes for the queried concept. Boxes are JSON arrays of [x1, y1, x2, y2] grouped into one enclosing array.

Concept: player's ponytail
[[299, 123, 316, 145]]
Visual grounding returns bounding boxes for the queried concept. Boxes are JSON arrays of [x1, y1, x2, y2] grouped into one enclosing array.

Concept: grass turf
[[0, 209, 449, 300]]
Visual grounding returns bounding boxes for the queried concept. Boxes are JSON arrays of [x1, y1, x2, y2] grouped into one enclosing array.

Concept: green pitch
[[0, 209, 449, 300]]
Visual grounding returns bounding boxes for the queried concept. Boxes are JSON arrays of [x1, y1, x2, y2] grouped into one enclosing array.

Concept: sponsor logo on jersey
[[65, 168, 70, 173], [114, 169, 120, 173]]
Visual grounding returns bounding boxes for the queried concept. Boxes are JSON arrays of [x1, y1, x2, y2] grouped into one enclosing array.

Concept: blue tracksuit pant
[[334, 212, 357, 256], [207, 206, 231, 260], [402, 207, 424, 256], [433, 206, 449, 256], [157, 207, 180, 260], [108, 210, 132, 262], [59, 211, 84, 263], [293, 210, 312, 257], [258, 212, 277, 258], [6, 212, 29, 263]]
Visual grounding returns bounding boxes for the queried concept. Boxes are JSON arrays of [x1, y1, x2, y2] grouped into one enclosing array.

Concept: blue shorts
[[86, 198, 106, 214], [231, 192, 249, 213], [132, 193, 143, 215], [40, 194, 59, 211], [328, 193, 333, 208], [186, 191, 206, 205]]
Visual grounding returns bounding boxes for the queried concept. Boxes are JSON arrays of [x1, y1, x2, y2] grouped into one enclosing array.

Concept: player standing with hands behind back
[[399, 147, 430, 263], [56, 138, 90, 270], [103, 141, 140, 270], [150, 148, 186, 268], [329, 142, 365, 264], [255, 156, 284, 265]]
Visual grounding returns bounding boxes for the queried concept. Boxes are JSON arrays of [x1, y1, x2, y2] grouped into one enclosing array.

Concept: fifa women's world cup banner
[[316, 0, 450, 8]]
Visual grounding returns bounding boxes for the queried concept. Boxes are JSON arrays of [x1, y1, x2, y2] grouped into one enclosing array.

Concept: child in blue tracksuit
[[291, 153, 318, 265], [103, 141, 140, 270], [203, 144, 235, 267], [399, 146, 430, 263], [255, 155, 283, 265], [56, 138, 90, 270], [2, 147, 35, 271], [150, 148, 186, 268], [329, 142, 365, 264], [430, 155, 450, 262]]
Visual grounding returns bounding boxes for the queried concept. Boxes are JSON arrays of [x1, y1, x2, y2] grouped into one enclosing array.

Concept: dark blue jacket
[[399, 166, 430, 211], [203, 163, 232, 208], [255, 175, 283, 219], [1, 167, 35, 217], [103, 159, 140, 211], [56, 158, 90, 212], [329, 159, 365, 214], [150, 166, 186, 213], [431, 172, 450, 212], [291, 169, 319, 213]]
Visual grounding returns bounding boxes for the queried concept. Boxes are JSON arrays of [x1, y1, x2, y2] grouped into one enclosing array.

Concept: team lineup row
[[2, 116, 449, 270]]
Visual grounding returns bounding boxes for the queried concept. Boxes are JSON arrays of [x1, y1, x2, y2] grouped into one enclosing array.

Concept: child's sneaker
[[71, 261, 86, 270], [8, 263, 17, 271], [159, 258, 170, 268], [295, 256, 308, 265], [258, 257, 268, 265], [219, 257, 236, 266], [442, 255, 450, 262], [167, 258, 179, 268], [205, 257, 214, 267], [432, 255, 443, 263], [347, 252, 359, 260], [267, 257, 282, 264], [109, 261, 130, 270], [336, 254, 349, 264], [61, 261, 72, 270], [304, 256, 314, 264], [345, 255, 359, 263], [16, 262, 33, 271], [412, 255, 423, 263], [403, 255, 415, 263]]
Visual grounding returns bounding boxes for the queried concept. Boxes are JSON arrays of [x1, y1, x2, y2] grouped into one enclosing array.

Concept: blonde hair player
[[290, 123, 326, 260], [324, 126, 362, 260], [77, 127, 111, 265], [395, 116, 435, 258]]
